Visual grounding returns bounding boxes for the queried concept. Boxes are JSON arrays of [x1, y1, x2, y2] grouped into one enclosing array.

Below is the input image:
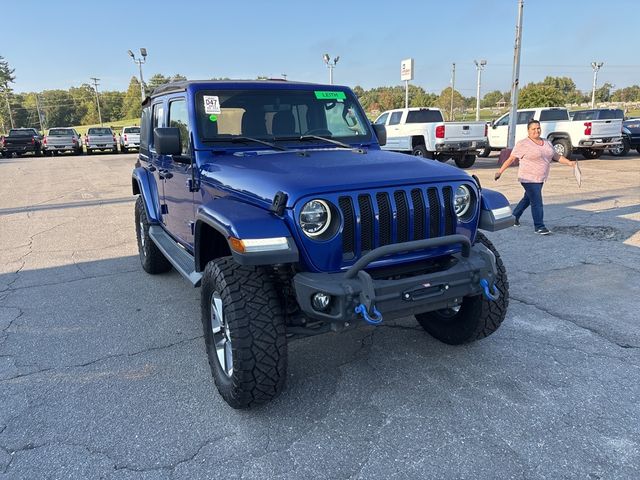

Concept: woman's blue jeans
[[512, 182, 545, 229]]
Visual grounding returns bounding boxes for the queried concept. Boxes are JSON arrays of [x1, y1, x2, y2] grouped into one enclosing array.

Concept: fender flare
[[132, 167, 161, 223], [195, 198, 298, 268]]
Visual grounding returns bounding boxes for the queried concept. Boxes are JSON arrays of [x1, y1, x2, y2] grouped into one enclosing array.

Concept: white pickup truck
[[483, 107, 623, 159], [374, 107, 487, 168]]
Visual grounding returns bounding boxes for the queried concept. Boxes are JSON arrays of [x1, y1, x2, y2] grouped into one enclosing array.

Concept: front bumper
[[293, 235, 497, 323]]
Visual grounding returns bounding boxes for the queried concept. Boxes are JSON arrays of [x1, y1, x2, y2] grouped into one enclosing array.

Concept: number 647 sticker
[[203, 95, 221, 114]]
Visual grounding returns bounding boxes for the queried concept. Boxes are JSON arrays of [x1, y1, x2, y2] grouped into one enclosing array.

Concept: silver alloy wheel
[[610, 144, 624, 155], [553, 143, 565, 156], [210, 291, 233, 377]]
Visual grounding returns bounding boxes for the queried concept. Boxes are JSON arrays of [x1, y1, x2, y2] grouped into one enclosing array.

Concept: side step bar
[[148, 225, 202, 287]]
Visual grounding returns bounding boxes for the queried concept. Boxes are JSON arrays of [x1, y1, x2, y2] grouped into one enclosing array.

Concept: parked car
[[132, 79, 513, 408], [609, 118, 640, 156], [85, 127, 118, 154], [1, 128, 43, 157], [484, 107, 623, 159], [120, 126, 141, 152], [43, 127, 83, 156], [374, 107, 487, 168]]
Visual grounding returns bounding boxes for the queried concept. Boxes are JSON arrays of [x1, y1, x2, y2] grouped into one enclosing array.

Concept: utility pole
[[35, 94, 44, 132], [450, 63, 456, 121], [3, 84, 14, 129], [591, 61, 604, 108], [90, 77, 103, 126], [474, 60, 487, 121], [507, 0, 524, 149]]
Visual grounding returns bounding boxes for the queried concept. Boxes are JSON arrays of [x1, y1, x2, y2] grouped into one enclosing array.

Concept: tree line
[[1, 54, 639, 131]]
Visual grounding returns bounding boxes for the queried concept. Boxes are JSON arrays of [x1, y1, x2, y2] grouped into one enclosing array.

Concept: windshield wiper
[[231, 136, 288, 151], [299, 135, 367, 153]]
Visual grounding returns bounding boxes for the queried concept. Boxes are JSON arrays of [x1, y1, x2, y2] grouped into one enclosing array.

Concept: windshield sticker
[[204, 95, 221, 114], [209, 114, 218, 122], [314, 91, 346, 100]]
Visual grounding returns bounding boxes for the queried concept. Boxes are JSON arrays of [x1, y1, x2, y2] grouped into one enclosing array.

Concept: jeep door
[[161, 97, 195, 245]]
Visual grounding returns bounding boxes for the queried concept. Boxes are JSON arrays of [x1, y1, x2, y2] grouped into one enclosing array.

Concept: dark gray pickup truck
[[1, 128, 43, 157]]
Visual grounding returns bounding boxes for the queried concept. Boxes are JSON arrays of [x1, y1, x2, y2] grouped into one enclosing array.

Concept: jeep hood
[[199, 148, 471, 208]]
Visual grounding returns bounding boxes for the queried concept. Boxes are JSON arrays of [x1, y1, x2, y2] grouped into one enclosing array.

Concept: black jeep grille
[[338, 186, 457, 261]]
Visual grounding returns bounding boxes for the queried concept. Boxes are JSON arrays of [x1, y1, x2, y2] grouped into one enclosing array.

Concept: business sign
[[401, 58, 414, 81]]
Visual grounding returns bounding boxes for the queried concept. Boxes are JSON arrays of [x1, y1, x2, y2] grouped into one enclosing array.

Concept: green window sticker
[[209, 114, 218, 122], [314, 91, 346, 100]]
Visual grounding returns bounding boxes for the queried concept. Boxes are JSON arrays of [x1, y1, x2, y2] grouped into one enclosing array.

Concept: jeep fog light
[[454, 185, 471, 217], [312, 292, 331, 311], [300, 200, 331, 237]]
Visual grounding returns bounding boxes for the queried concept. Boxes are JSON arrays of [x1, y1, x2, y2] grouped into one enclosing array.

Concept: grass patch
[[73, 118, 140, 136]]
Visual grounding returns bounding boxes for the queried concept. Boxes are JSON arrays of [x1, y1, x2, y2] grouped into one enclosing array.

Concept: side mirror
[[154, 127, 181, 155], [372, 123, 386, 146]]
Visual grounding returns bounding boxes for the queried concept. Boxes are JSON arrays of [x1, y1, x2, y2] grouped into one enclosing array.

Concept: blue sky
[[4, 0, 639, 96]]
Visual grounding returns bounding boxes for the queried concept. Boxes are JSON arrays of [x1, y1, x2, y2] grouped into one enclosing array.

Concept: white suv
[[119, 126, 141, 152]]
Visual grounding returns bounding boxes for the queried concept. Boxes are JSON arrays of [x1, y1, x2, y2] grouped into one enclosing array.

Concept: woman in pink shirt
[[494, 120, 576, 235]]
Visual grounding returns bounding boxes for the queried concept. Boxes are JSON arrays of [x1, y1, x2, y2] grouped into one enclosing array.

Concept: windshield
[[195, 89, 372, 145], [49, 128, 73, 135], [124, 127, 140, 133]]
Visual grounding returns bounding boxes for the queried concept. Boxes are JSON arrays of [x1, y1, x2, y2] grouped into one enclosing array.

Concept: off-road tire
[[415, 232, 509, 344], [134, 196, 171, 274], [455, 154, 476, 168], [201, 258, 287, 409], [412, 144, 435, 159], [581, 148, 603, 159], [478, 147, 491, 158], [552, 138, 572, 159]]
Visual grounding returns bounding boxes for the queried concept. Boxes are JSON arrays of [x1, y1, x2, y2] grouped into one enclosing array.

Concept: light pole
[[128, 48, 148, 100], [90, 77, 102, 126], [590, 61, 604, 108], [323, 53, 339, 85], [474, 59, 487, 121]]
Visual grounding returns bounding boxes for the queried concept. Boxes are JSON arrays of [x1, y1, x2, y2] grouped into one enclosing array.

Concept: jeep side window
[[169, 99, 190, 155], [140, 106, 151, 151], [388, 111, 403, 126], [151, 103, 164, 150]]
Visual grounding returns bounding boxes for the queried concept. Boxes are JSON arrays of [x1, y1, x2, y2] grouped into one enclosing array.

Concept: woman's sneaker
[[535, 227, 551, 235], [514, 217, 520, 226]]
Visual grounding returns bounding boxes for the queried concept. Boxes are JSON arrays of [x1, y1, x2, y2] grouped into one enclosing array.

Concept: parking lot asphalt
[[0, 150, 639, 479]]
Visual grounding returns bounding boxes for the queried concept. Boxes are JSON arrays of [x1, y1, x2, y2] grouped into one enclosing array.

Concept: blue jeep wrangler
[[132, 80, 514, 408]]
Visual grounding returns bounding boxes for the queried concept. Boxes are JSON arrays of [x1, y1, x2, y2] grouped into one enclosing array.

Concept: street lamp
[[323, 53, 339, 85], [128, 48, 148, 101], [590, 61, 604, 108], [474, 59, 487, 121]]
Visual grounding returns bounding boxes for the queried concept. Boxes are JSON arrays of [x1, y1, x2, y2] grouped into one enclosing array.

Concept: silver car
[[43, 128, 83, 156], [85, 127, 118, 154], [119, 126, 141, 152]]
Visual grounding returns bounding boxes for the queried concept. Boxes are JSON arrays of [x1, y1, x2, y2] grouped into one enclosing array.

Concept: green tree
[[38, 90, 77, 128], [595, 82, 614, 103], [611, 85, 640, 102], [122, 77, 143, 120], [147, 74, 170, 92], [0, 56, 16, 131], [481, 90, 504, 108], [518, 83, 564, 108], [436, 87, 465, 119], [170, 74, 187, 82], [100, 91, 125, 122]]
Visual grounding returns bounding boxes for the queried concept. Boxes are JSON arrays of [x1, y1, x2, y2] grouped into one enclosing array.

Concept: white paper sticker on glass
[[203, 96, 221, 114]]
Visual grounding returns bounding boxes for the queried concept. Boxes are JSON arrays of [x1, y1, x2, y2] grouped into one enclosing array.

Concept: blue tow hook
[[480, 278, 499, 301], [355, 304, 383, 325]]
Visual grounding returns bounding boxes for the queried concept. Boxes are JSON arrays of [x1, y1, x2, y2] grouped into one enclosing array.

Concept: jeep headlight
[[454, 185, 471, 217], [299, 199, 331, 237]]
